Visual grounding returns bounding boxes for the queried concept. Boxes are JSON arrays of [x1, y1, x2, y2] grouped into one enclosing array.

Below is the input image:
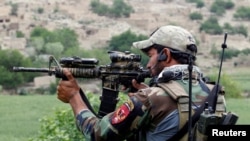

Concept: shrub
[[208, 73, 242, 98], [189, 12, 203, 20], [30, 92, 128, 141], [29, 108, 84, 141], [210, 47, 241, 60], [90, 0, 134, 18], [16, 30, 25, 38], [234, 25, 248, 37], [37, 7, 44, 14], [233, 6, 250, 20], [210, 0, 234, 16], [196, 1, 204, 8], [0, 50, 36, 89], [200, 17, 223, 34]]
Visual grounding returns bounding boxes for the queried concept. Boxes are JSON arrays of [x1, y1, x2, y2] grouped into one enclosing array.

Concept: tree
[[30, 27, 79, 54], [44, 42, 64, 58], [30, 27, 51, 38], [16, 31, 25, 38], [210, 0, 234, 16], [90, 0, 109, 16], [234, 25, 248, 37], [108, 30, 147, 52], [196, 1, 204, 8], [90, 0, 134, 18], [108, 30, 148, 66], [234, 6, 250, 20], [189, 12, 203, 20], [208, 73, 242, 98], [110, 0, 134, 18], [53, 28, 79, 49], [0, 50, 35, 89], [200, 17, 223, 34], [37, 7, 44, 14], [30, 37, 45, 53]]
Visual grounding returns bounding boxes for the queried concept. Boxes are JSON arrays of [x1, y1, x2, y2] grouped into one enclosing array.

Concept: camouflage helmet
[[132, 25, 197, 55]]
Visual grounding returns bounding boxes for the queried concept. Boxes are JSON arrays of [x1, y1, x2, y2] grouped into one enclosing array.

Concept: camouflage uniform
[[76, 25, 212, 141], [76, 65, 209, 141]]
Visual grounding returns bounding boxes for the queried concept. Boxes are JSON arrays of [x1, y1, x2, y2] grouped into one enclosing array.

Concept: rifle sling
[[79, 88, 100, 117], [168, 82, 220, 141]]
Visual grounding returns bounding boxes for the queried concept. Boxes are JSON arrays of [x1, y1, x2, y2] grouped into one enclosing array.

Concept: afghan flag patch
[[111, 100, 134, 124]]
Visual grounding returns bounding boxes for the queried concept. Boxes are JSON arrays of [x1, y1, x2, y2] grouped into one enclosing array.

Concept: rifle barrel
[[12, 67, 51, 73]]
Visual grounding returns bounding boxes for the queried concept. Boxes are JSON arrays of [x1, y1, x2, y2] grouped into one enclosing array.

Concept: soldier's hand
[[121, 79, 148, 93], [131, 79, 148, 90], [57, 68, 80, 103]]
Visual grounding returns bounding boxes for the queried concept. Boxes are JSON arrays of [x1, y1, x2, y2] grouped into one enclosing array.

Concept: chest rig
[[155, 65, 227, 141]]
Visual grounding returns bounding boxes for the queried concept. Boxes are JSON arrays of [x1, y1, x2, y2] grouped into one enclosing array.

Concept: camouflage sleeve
[[76, 95, 148, 141]]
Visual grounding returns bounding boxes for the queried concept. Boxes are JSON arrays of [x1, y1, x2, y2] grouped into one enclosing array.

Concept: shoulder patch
[[111, 100, 134, 124]]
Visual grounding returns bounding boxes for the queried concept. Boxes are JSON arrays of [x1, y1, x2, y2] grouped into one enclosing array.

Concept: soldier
[[57, 25, 223, 141]]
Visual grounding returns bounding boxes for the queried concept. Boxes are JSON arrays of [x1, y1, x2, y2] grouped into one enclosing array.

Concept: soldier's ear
[[158, 50, 168, 62]]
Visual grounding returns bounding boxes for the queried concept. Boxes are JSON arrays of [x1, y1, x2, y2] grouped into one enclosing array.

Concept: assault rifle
[[12, 50, 151, 118]]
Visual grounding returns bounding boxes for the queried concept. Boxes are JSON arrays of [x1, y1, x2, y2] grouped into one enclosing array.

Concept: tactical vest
[[157, 80, 226, 141]]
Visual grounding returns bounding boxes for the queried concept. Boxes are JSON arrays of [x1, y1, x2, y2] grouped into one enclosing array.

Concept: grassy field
[[228, 67, 250, 92], [0, 95, 249, 141], [0, 95, 69, 141]]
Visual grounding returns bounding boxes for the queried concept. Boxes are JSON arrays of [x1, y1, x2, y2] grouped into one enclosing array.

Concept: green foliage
[[30, 27, 51, 38], [208, 73, 242, 98], [1, 95, 249, 141], [30, 27, 79, 55], [210, 47, 250, 60], [107, 30, 148, 66], [108, 30, 147, 52], [90, 0, 109, 16], [0, 50, 35, 89], [233, 6, 250, 20], [223, 23, 234, 34], [234, 25, 248, 37], [29, 108, 84, 141], [30, 92, 103, 141], [29, 90, 130, 141], [90, 0, 134, 18], [63, 48, 110, 65], [37, 7, 44, 14], [200, 17, 223, 34], [186, 0, 205, 8], [199, 16, 246, 36], [44, 42, 64, 57], [189, 12, 203, 20], [186, 0, 200, 3], [16, 30, 25, 38], [210, 3, 224, 16], [224, 0, 234, 9], [241, 48, 250, 55], [210, 0, 234, 16], [53, 28, 79, 49], [222, 49, 240, 60], [196, 1, 204, 8], [223, 23, 248, 37], [30, 37, 45, 53], [110, 0, 134, 18], [131, 48, 149, 68]]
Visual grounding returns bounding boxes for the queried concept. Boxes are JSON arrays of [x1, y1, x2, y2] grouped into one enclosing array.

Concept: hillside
[[0, 0, 249, 75]]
